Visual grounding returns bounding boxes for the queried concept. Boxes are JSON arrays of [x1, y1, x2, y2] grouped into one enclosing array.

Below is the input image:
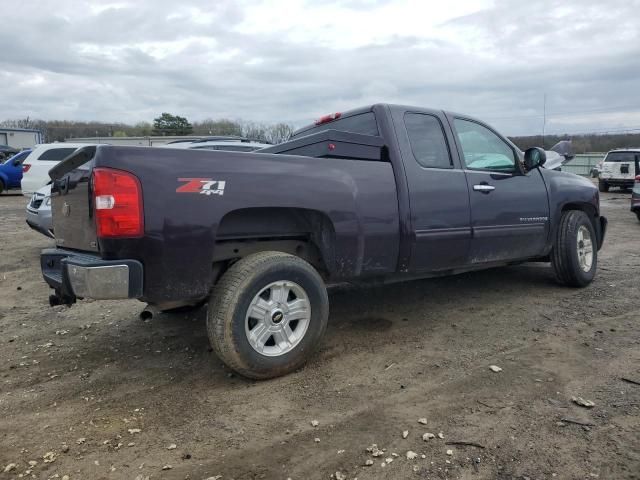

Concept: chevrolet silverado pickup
[[41, 104, 607, 379]]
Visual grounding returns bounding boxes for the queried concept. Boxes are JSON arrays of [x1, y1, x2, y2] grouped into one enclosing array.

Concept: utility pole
[[542, 93, 547, 149]]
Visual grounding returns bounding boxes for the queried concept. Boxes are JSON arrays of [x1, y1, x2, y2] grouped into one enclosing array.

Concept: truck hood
[[540, 167, 597, 189]]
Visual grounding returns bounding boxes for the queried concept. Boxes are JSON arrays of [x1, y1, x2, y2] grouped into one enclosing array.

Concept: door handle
[[473, 183, 495, 193]]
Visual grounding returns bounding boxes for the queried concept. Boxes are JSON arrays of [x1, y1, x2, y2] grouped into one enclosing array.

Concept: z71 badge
[[176, 178, 226, 196]]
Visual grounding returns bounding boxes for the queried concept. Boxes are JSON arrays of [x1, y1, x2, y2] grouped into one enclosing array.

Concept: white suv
[[21, 143, 101, 195], [598, 149, 640, 192]]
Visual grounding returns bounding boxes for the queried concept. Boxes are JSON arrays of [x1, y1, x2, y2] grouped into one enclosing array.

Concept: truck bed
[[48, 143, 400, 305]]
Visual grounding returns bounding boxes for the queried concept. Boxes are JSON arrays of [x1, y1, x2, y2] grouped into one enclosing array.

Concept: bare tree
[[265, 123, 295, 144]]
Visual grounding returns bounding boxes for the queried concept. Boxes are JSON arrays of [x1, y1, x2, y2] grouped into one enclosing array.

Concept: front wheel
[[636, 211, 640, 222], [207, 251, 329, 379], [551, 210, 597, 287], [598, 180, 609, 192]]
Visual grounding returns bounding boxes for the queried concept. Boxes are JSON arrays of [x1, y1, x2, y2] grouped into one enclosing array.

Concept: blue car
[[0, 150, 31, 193]]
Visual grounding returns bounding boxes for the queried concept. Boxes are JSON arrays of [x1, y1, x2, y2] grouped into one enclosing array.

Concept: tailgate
[[49, 147, 99, 252]]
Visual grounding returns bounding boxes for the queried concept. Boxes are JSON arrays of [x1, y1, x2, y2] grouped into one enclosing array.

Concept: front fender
[[541, 169, 601, 245]]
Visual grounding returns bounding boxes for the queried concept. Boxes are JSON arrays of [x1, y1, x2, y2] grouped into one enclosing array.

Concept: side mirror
[[13, 160, 21, 167], [524, 147, 546, 170]]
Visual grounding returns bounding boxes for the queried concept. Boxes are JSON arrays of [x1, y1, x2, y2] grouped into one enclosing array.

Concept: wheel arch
[[214, 207, 336, 278], [560, 202, 604, 250]]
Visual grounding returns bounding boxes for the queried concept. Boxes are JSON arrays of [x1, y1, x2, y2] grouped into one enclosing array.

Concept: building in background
[[0, 128, 43, 149]]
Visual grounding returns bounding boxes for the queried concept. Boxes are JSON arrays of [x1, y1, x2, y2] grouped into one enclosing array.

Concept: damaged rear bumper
[[41, 248, 143, 305]]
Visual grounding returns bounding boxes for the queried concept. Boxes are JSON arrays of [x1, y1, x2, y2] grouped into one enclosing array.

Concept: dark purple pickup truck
[[42, 104, 606, 378]]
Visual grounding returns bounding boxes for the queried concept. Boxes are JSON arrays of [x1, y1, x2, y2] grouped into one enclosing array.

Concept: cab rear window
[[293, 112, 379, 138], [605, 152, 639, 162]]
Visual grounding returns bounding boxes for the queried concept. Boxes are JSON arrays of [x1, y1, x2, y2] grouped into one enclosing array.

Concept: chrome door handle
[[473, 184, 495, 193]]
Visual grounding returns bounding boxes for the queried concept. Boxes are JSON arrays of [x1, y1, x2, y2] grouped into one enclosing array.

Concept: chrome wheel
[[245, 281, 311, 357], [576, 225, 593, 272]]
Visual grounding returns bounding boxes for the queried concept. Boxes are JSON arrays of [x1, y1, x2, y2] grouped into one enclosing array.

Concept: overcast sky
[[1, 0, 639, 135]]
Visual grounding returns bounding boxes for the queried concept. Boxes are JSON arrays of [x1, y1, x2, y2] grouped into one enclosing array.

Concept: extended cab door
[[392, 109, 472, 272], [450, 117, 549, 263]]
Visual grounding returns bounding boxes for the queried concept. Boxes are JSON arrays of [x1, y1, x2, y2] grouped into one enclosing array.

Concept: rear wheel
[[636, 211, 640, 222], [207, 251, 329, 379], [598, 180, 609, 192], [551, 210, 597, 287], [0, 180, 4, 194]]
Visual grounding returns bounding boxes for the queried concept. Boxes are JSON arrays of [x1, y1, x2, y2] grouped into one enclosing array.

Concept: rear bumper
[[41, 248, 143, 304], [600, 178, 635, 187]]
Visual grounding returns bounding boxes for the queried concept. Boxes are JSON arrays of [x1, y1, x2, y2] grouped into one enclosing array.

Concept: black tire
[[551, 210, 598, 287], [636, 211, 640, 222], [0, 180, 4, 194], [598, 180, 609, 192], [207, 251, 329, 379]]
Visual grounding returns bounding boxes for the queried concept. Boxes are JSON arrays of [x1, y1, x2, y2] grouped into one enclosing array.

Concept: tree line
[[509, 133, 640, 154], [0, 113, 296, 145], [2, 113, 639, 151]]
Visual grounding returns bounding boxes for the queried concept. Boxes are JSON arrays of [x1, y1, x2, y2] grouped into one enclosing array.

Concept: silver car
[[26, 184, 54, 238]]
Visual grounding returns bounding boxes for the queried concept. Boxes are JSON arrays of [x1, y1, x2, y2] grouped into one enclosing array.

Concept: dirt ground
[[0, 189, 639, 480]]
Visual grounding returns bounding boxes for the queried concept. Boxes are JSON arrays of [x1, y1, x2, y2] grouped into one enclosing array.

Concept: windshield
[[605, 151, 639, 162]]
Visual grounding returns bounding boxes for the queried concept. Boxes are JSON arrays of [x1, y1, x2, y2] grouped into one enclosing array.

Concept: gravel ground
[[0, 189, 639, 480]]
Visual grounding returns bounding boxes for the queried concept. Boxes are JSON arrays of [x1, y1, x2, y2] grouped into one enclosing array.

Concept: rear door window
[[404, 113, 452, 169], [37, 147, 77, 161]]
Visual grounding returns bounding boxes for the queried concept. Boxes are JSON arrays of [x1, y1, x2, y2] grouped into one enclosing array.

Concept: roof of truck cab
[[292, 103, 488, 139]]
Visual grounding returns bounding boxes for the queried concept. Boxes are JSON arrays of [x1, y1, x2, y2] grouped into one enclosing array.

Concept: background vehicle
[[0, 144, 19, 161], [598, 149, 640, 192], [41, 103, 607, 379], [163, 136, 270, 152], [21, 143, 102, 195], [0, 149, 31, 193], [632, 176, 640, 221], [542, 140, 575, 171], [26, 184, 54, 238]]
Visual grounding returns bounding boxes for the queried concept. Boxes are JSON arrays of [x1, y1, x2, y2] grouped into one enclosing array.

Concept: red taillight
[[635, 175, 640, 183], [22, 163, 31, 173], [314, 112, 342, 125], [92, 167, 143, 238]]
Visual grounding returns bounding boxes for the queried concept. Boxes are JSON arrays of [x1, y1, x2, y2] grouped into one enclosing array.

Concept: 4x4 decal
[[176, 178, 226, 196]]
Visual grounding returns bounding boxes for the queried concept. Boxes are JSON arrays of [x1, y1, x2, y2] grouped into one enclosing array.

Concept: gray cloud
[[1, 0, 639, 135]]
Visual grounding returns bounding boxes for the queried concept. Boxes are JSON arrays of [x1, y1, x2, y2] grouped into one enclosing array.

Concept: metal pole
[[542, 93, 546, 149]]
